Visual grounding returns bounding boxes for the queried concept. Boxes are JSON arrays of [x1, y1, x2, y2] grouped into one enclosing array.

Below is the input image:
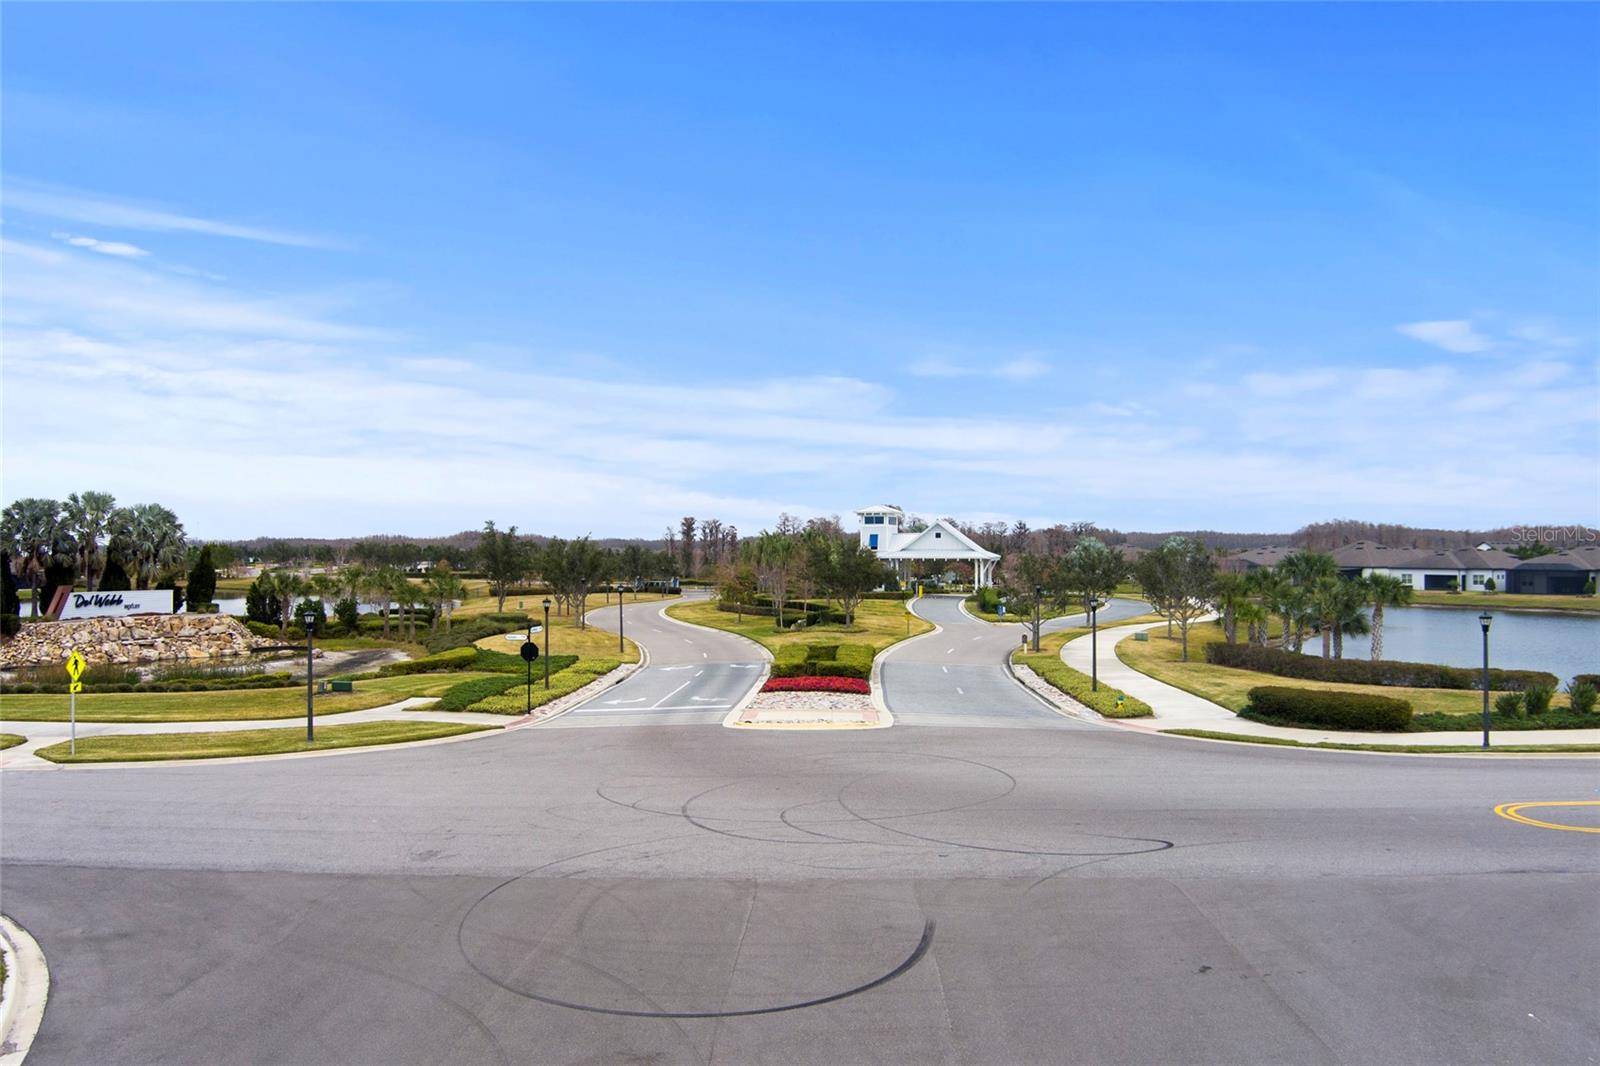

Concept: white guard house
[[855, 505, 1001, 588]]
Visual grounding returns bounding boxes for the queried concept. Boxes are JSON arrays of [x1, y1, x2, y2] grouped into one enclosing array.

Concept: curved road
[[0, 594, 1595, 1064], [880, 594, 1149, 727], [546, 592, 766, 729]]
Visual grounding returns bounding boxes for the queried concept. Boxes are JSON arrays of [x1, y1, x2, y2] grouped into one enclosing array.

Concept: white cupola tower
[[855, 504, 904, 554]]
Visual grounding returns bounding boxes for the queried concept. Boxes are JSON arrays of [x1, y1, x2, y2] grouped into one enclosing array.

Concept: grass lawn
[[664, 597, 932, 655], [0, 671, 502, 723], [0, 733, 25, 750], [33, 720, 498, 764], [318, 636, 430, 658], [1116, 621, 1572, 720], [452, 580, 672, 621], [1409, 591, 1599, 614], [472, 619, 640, 663], [1162, 729, 1600, 754]]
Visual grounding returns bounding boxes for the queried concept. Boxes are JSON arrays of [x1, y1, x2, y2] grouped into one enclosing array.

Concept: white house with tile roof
[[855, 504, 1001, 588]]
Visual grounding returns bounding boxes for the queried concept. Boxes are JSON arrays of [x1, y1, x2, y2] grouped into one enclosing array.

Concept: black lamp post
[[302, 609, 319, 742], [1089, 596, 1106, 692], [542, 597, 552, 689], [1032, 584, 1043, 653], [1479, 611, 1493, 749], [618, 584, 625, 655]]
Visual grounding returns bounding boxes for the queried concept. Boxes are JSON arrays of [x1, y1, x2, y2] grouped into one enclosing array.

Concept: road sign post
[[520, 637, 539, 714], [64, 650, 86, 755]]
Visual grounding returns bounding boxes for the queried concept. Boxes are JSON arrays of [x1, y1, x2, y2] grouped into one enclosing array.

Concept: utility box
[[330, 680, 355, 693], [1133, 631, 1149, 642]]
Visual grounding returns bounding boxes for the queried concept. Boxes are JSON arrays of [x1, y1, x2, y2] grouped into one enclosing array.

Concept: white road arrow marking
[[728, 664, 759, 669], [603, 698, 646, 705], [657, 665, 694, 672], [690, 696, 723, 702]]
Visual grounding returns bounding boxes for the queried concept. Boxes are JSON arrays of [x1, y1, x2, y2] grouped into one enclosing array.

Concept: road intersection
[[1, 595, 1595, 1064]]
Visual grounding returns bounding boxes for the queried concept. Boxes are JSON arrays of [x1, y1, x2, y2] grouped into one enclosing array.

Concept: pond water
[[1302, 605, 1598, 683]]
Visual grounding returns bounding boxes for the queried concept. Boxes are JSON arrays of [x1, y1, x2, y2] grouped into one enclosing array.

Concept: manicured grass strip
[[457, 659, 623, 715], [0, 733, 25, 750], [33, 721, 498, 764], [1115, 622, 1572, 718], [0, 671, 504, 723], [1012, 648, 1152, 718], [665, 598, 930, 654], [1161, 729, 1600, 754]]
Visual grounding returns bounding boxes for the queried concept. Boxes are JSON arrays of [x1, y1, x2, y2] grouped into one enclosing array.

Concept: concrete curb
[[0, 915, 49, 1066], [1007, 659, 1105, 725]]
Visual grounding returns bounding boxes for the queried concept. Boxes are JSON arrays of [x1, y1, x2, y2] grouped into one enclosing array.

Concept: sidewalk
[[1062, 621, 1600, 748], [0, 699, 513, 768]]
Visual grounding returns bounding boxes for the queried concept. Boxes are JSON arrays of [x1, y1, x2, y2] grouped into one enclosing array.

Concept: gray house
[[1507, 545, 1600, 595]]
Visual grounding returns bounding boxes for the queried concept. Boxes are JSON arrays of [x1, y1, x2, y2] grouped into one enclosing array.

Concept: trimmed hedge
[[470, 659, 622, 714], [1013, 649, 1152, 718], [1571, 673, 1600, 691], [770, 642, 874, 679], [1245, 686, 1412, 731], [379, 646, 479, 675], [1206, 642, 1557, 692], [434, 674, 534, 711]]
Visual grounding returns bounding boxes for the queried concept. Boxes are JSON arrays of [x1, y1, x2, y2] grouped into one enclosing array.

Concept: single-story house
[[1506, 545, 1600, 595], [856, 504, 1001, 588], [1331, 541, 1520, 592]]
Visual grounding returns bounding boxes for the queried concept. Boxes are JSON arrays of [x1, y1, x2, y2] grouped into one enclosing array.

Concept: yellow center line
[[1493, 800, 1600, 834]]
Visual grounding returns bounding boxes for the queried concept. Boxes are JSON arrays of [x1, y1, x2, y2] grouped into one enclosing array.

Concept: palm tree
[[426, 565, 466, 634], [1237, 600, 1270, 646], [1, 498, 62, 616], [1212, 572, 1252, 644], [62, 491, 116, 590], [108, 504, 187, 589], [1328, 579, 1370, 659], [260, 570, 304, 636], [1365, 574, 1413, 662]]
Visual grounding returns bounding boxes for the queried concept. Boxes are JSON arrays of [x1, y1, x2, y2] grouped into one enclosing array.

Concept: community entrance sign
[[58, 590, 175, 620]]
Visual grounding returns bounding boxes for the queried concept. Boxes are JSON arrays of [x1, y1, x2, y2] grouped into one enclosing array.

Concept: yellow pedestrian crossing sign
[[65, 650, 87, 685]]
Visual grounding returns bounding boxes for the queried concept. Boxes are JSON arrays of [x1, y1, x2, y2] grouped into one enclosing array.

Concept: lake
[[1303, 605, 1598, 683]]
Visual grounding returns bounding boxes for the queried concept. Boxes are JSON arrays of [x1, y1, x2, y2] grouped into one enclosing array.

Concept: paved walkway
[[1062, 620, 1600, 747]]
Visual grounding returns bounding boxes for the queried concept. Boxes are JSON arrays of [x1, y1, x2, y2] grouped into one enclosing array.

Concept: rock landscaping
[[0, 615, 274, 669]]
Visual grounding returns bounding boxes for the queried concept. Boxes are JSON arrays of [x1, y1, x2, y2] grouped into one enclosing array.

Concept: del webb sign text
[[59, 591, 175, 620]]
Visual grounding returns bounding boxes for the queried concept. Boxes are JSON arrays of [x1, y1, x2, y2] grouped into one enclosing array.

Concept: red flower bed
[[762, 675, 870, 694]]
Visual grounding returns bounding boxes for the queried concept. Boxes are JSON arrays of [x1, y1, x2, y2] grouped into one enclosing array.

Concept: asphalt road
[[2, 595, 1597, 1065], [880, 595, 1148, 728], [549, 594, 767, 729]]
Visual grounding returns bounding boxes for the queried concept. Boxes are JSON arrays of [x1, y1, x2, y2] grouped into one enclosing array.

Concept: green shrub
[[434, 674, 528, 711], [480, 612, 533, 627], [804, 644, 840, 663], [1494, 691, 1524, 717], [1245, 686, 1412, 731], [292, 598, 328, 636], [421, 618, 525, 654], [334, 597, 360, 632], [770, 643, 872, 679], [244, 620, 282, 640], [187, 545, 218, 606], [379, 646, 479, 675], [1567, 680, 1598, 715], [1483, 577, 1496, 592], [1570, 673, 1600, 691], [1205, 643, 1556, 692], [1013, 649, 1152, 718], [1523, 685, 1555, 716], [470, 659, 621, 714]]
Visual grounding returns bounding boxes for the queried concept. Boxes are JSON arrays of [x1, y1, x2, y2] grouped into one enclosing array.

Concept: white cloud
[[52, 231, 149, 258], [1396, 319, 1494, 354], [3, 231, 1596, 536], [909, 354, 1050, 381], [998, 356, 1050, 381], [8, 179, 333, 248]]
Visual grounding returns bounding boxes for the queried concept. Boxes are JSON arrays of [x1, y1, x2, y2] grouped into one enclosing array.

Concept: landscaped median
[[376, 644, 625, 715], [733, 644, 881, 728], [0, 733, 24, 750], [1013, 636, 1152, 718], [665, 596, 931, 654], [32, 720, 499, 764]]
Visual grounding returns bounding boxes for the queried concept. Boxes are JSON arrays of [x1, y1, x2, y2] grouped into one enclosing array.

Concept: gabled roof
[[876, 517, 1000, 560], [1512, 545, 1600, 572], [855, 504, 904, 515]]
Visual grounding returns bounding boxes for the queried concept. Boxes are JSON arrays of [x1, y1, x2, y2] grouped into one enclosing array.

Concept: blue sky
[[4, 4, 1596, 539]]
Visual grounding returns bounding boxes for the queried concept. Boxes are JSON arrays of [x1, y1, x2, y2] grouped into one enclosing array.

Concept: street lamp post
[[618, 584, 625, 655], [302, 609, 319, 742], [1479, 611, 1493, 750], [1032, 584, 1042, 653], [1089, 596, 1106, 692], [543, 597, 552, 689], [526, 621, 535, 714]]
